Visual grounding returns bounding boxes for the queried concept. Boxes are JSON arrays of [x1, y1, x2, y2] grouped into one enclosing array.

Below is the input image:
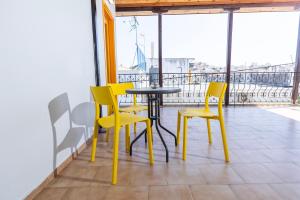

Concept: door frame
[[102, 1, 117, 84]]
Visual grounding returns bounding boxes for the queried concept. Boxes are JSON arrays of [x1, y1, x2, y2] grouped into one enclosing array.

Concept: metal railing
[[118, 72, 299, 105]]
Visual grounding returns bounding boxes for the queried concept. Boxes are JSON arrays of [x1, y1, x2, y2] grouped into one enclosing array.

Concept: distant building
[[118, 59, 295, 75], [146, 58, 195, 73], [118, 64, 141, 74], [190, 61, 224, 73]]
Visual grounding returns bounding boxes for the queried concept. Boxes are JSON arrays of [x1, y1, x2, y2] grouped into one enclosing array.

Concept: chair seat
[[119, 105, 148, 113], [179, 108, 218, 118], [98, 113, 148, 128]]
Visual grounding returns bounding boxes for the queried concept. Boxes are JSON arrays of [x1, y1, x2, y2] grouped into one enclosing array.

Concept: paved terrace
[[35, 106, 300, 200]]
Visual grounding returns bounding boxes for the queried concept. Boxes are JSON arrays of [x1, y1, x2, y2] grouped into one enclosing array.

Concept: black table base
[[129, 94, 177, 162]]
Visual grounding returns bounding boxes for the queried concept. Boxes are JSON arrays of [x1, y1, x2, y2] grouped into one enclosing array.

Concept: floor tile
[[129, 165, 168, 186], [264, 163, 300, 183], [271, 184, 300, 200], [62, 186, 109, 200], [34, 188, 67, 200], [231, 164, 282, 183], [104, 186, 148, 200], [190, 185, 238, 200], [199, 164, 244, 184], [165, 165, 206, 184], [230, 184, 282, 200], [149, 185, 193, 200]]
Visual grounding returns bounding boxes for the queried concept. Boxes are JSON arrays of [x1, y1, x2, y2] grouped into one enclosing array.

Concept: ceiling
[[115, 0, 300, 16]]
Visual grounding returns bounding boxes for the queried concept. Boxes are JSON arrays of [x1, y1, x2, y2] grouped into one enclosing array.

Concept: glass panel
[[231, 12, 299, 104], [162, 14, 227, 104], [116, 16, 158, 104], [115, 12, 299, 105]]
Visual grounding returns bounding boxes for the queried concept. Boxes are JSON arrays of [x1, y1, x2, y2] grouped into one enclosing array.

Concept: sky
[[116, 12, 299, 69]]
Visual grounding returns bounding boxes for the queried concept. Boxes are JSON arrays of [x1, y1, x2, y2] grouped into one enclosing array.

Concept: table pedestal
[[129, 94, 177, 162]]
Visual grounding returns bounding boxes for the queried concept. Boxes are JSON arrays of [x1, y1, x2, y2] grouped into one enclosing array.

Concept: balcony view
[[116, 13, 300, 105], [2, 1, 300, 200]]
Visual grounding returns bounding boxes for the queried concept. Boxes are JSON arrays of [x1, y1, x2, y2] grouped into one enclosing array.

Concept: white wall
[[0, 0, 114, 199]]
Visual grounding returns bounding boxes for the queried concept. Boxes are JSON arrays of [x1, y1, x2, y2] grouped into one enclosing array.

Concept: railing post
[[292, 13, 300, 104], [158, 13, 163, 105], [225, 9, 234, 106]]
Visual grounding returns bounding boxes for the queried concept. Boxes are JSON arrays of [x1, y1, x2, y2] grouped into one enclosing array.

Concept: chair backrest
[[108, 82, 137, 105], [90, 86, 120, 125], [90, 86, 117, 108], [205, 82, 227, 109], [108, 82, 134, 96]]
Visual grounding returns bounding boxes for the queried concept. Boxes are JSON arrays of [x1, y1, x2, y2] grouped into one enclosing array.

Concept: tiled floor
[[35, 106, 300, 200]]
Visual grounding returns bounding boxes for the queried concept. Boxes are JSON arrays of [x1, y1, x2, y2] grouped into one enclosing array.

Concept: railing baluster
[[117, 70, 296, 106]]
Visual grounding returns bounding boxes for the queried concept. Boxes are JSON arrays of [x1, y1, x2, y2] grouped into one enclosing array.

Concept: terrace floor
[[35, 106, 300, 200]]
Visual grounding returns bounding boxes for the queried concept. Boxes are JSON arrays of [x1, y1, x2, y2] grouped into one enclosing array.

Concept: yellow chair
[[90, 86, 154, 184], [176, 82, 229, 162], [107, 82, 147, 139]]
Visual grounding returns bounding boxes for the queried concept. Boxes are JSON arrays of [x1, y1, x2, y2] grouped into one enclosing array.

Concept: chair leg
[[125, 125, 130, 153], [90, 123, 99, 162], [112, 126, 120, 184], [134, 122, 137, 136], [183, 116, 188, 160], [133, 111, 137, 136], [206, 119, 212, 144], [105, 128, 110, 142], [219, 117, 230, 162], [176, 111, 181, 145], [146, 119, 154, 165]]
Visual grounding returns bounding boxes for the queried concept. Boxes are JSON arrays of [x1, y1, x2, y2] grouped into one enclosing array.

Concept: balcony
[[33, 4, 300, 199], [4, 0, 300, 200], [34, 105, 300, 199]]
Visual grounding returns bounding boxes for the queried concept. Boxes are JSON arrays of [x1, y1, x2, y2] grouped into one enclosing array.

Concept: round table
[[126, 87, 181, 162]]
